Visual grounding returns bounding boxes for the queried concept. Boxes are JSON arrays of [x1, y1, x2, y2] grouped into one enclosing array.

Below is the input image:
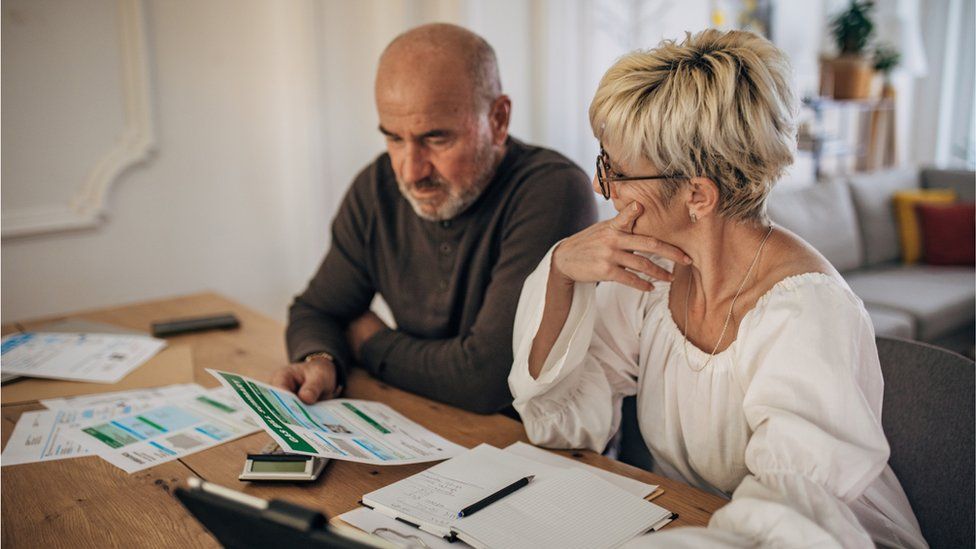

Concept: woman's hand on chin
[[552, 201, 691, 292]]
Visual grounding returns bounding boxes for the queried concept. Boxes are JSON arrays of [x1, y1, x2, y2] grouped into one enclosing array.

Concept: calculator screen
[[250, 460, 307, 473]]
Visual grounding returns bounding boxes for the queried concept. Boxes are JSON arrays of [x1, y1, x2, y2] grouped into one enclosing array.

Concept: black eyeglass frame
[[596, 146, 687, 200]]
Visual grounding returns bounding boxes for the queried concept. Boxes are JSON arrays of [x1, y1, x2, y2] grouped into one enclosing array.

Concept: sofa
[[766, 167, 975, 355]]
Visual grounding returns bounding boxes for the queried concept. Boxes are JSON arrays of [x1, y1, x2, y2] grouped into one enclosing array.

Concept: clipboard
[[175, 478, 389, 549]]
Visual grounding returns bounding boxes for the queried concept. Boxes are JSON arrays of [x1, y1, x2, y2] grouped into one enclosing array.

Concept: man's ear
[[687, 177, 720, 221], [488, 95, 511, 146]]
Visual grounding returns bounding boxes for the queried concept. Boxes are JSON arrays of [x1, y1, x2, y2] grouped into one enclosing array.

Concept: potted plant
[[827, 0, 876, 99], [869, 43, 900, 167], [874, 43, 901, 96]]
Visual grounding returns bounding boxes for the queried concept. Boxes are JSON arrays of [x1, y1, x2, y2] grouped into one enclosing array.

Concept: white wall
[[0, 0, 941, 324], [3, 0, 326, 322]]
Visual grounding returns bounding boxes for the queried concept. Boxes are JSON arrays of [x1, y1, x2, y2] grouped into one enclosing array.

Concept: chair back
[[876, 336, 975, 549], [618, 337, 975, 548], [618, 395, 653, 472]]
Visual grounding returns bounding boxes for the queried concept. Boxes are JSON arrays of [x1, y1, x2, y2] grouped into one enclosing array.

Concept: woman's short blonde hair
[[589, 29, 797, 223]]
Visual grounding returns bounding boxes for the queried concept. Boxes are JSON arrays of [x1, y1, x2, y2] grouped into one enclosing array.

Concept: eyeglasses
[[596, 146, 686, 200]]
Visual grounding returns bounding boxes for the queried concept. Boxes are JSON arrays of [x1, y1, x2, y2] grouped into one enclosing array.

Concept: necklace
[[682, 224, 775, 372]]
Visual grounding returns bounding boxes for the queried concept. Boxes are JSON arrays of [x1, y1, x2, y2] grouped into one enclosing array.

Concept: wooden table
[[1, 293, 727, 547]]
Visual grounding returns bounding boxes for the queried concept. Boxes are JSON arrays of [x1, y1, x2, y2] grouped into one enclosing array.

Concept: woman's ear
[[686, 177, 719, 222]]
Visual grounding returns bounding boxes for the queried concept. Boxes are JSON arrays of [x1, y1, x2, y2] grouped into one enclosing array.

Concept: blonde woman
[[509, 30, 925, 547]]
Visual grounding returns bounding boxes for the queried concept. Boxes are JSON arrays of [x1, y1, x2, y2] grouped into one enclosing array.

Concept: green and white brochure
[[207, 369, 466, 465]]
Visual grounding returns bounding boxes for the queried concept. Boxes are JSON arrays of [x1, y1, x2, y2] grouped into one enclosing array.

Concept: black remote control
[[151, 313, 240, 337]]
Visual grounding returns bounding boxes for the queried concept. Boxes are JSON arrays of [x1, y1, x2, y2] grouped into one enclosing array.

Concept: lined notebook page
[[504, 441, 658, 498], [454, 467, 670, 549]]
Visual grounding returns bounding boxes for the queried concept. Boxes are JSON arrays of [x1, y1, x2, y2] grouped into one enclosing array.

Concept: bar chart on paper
[[65, 390, 259, 472], [1, 384, 202, 466]]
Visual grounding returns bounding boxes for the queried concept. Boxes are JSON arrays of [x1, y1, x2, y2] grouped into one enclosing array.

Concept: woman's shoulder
[[750, 228, 863, 319], [758, 271, 859, 310], [765, 227, 841, 279]]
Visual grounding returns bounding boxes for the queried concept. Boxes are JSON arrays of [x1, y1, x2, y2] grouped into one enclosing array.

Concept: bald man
[[274, 23, 596, 414]]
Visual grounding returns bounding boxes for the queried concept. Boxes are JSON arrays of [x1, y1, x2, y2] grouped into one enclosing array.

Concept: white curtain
[[910, 0, 975, 168]]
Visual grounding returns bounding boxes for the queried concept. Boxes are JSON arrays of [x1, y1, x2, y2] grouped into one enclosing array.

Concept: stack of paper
[[339, 443, 662, 548], [358, 444, 673, 549]]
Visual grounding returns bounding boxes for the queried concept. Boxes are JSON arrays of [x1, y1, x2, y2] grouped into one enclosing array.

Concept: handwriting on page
[[385, 470, 490, 526], [361, 443, 548, 536]]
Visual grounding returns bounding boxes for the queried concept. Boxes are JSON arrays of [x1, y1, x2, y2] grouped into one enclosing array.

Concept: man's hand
[[347, 311, 389, 362], [271, 358, 339, 404]]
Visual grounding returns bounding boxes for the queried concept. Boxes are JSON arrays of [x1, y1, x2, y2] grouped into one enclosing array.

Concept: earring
[[689, 211, 697, 223]]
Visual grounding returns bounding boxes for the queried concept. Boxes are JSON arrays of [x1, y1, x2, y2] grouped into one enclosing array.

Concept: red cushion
[[915, 202, 976, 266]]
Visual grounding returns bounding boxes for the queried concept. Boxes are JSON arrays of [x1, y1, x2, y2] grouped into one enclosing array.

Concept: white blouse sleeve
[[508, 245, 644, 452], [626, 278, 894, 548]]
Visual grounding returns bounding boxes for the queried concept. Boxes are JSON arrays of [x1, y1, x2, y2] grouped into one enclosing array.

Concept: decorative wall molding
[[2, 0, 156, 239]]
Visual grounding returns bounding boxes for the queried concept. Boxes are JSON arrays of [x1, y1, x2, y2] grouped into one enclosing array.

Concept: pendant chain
[[683, 224, 775, 372]]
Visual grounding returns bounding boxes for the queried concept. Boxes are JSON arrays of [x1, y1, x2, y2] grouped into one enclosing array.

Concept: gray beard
[[398, 145, 498, 222]]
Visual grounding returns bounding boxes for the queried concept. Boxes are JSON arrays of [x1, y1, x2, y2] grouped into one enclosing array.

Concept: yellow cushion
[[892, 189, 956, 263]]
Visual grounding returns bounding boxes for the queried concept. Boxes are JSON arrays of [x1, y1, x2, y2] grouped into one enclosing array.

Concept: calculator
[[239, 441, 329, 482]]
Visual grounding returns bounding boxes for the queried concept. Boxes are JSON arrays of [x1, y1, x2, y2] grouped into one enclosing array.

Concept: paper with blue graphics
[[1, 332, 166, 383], [1, 384, 201, 467], [208, 369, 465, 465], [64, 386, 259, 473]]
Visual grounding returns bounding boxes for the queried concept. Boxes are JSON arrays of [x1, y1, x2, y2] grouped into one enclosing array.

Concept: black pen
[[457, 475, 534, 518]]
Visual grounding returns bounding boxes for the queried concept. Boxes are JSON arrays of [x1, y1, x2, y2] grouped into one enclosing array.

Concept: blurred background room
[[3, 0, 974, 353]]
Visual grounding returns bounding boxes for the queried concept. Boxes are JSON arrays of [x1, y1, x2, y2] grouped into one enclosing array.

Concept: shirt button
[[438, 280, 448, 291], [441, 220, 451, 228], [439, 242, 452, 255]]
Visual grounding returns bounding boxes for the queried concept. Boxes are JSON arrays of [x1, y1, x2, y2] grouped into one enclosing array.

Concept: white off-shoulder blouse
[[509, 247, 926, 548]]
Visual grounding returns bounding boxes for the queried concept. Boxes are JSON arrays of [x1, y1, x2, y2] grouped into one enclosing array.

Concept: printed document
[[1, 384, 202, 466], [1, 332, 166, 383], [40, 383, 202, 411], [2, 409, 98, 465], [209, 369, 465, 465], [64, 387, 259, 473]]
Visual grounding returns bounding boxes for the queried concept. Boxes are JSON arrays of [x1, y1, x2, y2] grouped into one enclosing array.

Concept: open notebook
[[361, 444, 673, 549]]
